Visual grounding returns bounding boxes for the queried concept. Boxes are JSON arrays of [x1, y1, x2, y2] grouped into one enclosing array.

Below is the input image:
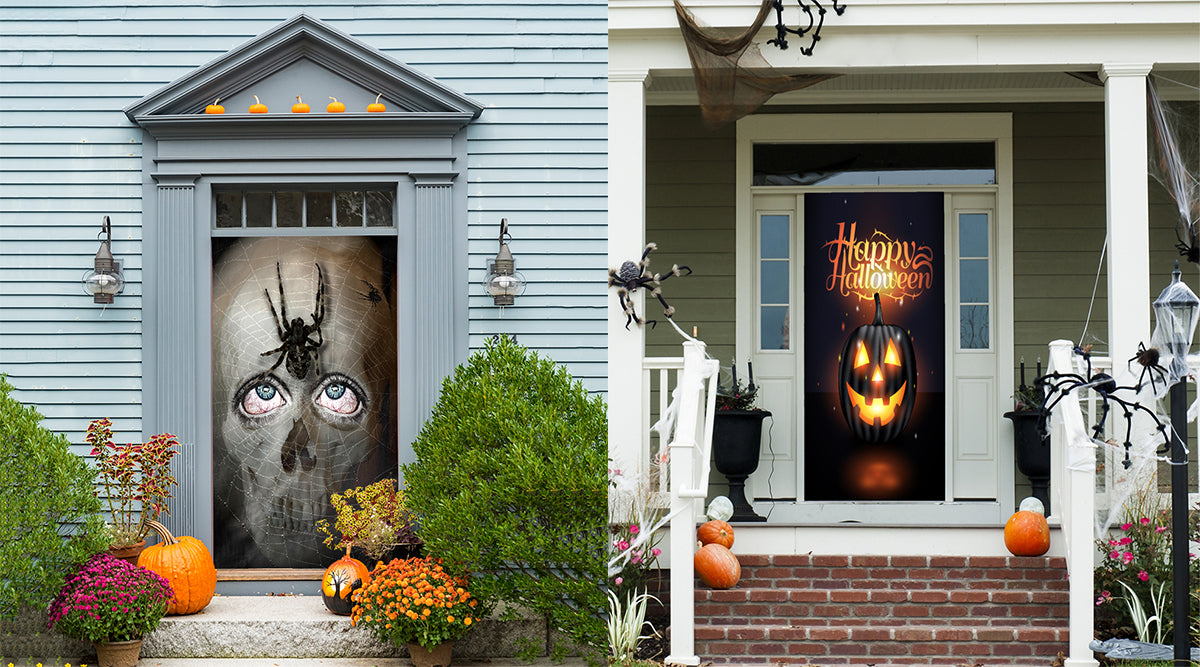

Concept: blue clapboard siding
[[0, 0, 608, 447]]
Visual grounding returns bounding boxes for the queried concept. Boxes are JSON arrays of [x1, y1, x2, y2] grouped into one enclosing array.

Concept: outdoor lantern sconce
[[81, 215, 125, 304], [483, 218, 525, 307]]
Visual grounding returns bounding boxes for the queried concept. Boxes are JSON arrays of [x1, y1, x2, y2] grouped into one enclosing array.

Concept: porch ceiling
[[644, 68, 1200, 105]]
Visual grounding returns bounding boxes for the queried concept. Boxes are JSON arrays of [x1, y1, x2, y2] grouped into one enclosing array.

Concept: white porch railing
[[642, 341, 720, 667]]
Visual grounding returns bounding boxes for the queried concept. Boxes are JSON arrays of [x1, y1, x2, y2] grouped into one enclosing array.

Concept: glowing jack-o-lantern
[[838, 293, 917, 442]]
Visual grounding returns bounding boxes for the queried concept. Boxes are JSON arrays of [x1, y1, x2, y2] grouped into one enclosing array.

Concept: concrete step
[[2, 595, 554, 662], [6, 659, 586, 667]]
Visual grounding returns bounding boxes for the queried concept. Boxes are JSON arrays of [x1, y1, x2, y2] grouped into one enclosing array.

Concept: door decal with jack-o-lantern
[[804, 192, 944, 501]]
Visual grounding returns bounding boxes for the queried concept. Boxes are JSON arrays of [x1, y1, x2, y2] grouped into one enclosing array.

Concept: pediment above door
[[124, 13, 483, 136]]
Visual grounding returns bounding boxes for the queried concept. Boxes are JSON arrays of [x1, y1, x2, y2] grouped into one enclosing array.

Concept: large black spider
[[608, 243, 692, 330], [767, 0, 847, 56], [1036, 345, 1170, 469], [260, 262, 326, 381]]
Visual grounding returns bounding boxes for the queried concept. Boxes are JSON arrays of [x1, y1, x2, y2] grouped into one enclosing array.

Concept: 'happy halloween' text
[[823, 222, 934, 302]]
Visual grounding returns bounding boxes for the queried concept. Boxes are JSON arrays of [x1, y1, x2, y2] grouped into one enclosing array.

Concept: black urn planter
[[1004, 409, 1051, 513], [713, 409, 771, 522]]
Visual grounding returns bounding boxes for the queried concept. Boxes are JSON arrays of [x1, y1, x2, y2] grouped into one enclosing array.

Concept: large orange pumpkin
[[694, 543, 740, 589], [137, 520, 217, 615], [1003, 510, 1050, 556], [697, 519, 734, 549], [321, 549, 370, 615]]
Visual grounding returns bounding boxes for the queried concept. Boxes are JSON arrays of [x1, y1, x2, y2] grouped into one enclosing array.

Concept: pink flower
[[1118, 537, 1133, 545], [1109, 550, 1121, 559], [1155, 526, 1168, 533], [617, 540, 630, 551], [613, 577, 623, 586], [1121, 522, 1133, 531], [651, 548, 662, 557], [1122, 552, 1135, 564], [629, 525, 640, 535], [1139, 517, 1151, 525], [1137, 570, 1149, 582], [1096, 590, 1112, 605]]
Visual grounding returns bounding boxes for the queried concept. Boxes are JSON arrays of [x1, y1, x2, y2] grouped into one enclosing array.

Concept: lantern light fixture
[[1149, 260, 1198, 664], [81, 215, 125, 304], [483, 218, 525, 307]]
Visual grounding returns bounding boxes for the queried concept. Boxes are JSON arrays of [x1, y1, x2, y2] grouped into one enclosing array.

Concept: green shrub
[[403, 335, 607, 659], [0, 376, 107, 620]]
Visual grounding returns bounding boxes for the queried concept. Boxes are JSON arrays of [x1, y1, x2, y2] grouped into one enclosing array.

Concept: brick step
[[693, 622, 1068, 665], [696, 586, 1070, 624]]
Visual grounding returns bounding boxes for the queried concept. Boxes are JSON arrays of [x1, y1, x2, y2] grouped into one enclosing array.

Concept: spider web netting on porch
[[674, 0, 838, 129]]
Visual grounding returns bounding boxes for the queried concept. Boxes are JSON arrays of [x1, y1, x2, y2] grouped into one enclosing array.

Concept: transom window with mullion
[[215, 188, 396, 230]]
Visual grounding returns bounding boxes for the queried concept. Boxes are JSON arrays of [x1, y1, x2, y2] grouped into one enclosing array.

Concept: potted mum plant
[[351, 556, 480, 667], [86, 418, 179, 561], [712, 360, 770, 522], [46, 552, 173, 667]]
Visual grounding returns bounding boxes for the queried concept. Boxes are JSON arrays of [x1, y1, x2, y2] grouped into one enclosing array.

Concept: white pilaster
[[608, 69, 651, 478], [1100, 64, 1153, 368]]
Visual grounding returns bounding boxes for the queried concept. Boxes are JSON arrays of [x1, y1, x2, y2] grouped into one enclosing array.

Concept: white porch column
[[608, 68, 650, 477], [1100, 64, 1153, 368]]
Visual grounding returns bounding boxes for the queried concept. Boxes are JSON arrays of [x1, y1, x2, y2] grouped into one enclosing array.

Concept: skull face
[[838, 293, 917, 443], [212, 237, 396, 568]]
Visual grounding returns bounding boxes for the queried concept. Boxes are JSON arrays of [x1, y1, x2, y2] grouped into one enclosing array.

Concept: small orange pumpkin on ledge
[[326, 96, 345, 113], [204, 98, 224, 114], [248, 95, 267, 113], [367, 93, 386, 113], [137, 519, 217, 615], [292, 96, 310, 113]]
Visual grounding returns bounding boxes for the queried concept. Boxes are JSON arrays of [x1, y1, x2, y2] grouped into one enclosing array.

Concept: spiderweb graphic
[[211, 236, 397, 568]]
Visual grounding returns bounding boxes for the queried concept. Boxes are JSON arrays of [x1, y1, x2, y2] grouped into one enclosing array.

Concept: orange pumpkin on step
[[694, 543, 741, 589], [697, 519, 734, 549], [137, 519, 217, 615], [321, 548, 370, 615], [1003, 509, 1050, 556]]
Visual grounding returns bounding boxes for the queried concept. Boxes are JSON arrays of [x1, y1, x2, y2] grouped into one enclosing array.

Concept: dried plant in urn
[[316, 478, 420, 563]]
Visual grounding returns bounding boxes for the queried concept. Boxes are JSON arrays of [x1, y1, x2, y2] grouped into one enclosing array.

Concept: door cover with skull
[[212, 236, 397, 568]]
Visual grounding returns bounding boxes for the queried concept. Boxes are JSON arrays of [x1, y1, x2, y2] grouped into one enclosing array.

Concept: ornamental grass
[[350, 556, 479, 650]]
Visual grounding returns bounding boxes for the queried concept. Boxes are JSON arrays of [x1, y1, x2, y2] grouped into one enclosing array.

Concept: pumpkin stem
[[374, 93, 382, 104], [213, 98, 220, 104], [146, 519, 180, 546], [872, 292, 884, 325], [330, 96, 338, 103], [253, 95, 260, 104], [296, 95, 303, 103]]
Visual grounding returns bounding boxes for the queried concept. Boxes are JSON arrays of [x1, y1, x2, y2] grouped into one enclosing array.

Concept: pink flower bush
[[46, 553, 173, 643]]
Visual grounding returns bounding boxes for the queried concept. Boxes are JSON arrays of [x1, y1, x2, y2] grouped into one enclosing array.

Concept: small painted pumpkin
[[248, 95, 268, 114], [697, 519, 734, 549], [1004, 510, 1050, 556], [327, 96, 346, 113], [204, 98, 224, 114], [137, 519, 217, 615], [292, 96, 310, 113], [367, 93, 386, 113], [694, 543, 740, 589], [838, 292, 918, 442], [321, 549, 370, 615]]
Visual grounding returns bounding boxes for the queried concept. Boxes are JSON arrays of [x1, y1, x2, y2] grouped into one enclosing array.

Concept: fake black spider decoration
[[355, 279, 384, 312], [260, 262, 326, 381], [1129, 342, 1170, 395], [767, 0, 847, 56], [1036, 345, 1170, 469], [608, 243, 692, 330]]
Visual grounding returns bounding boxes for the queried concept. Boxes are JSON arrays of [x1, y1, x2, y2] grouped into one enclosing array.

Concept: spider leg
[[1092, 395, 1111, 440], [275, 262, 289, 323], [313, 263, 325, 325], [650, 286, 676, 318], [655, 264, 693, 282], [640, 243, 657, 264], [264, 288, 286, 342], [254, 349, 287, 383], [617, 288, 638, 330]]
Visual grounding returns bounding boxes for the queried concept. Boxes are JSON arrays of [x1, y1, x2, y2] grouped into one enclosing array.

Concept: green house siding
[[0, 2, 607, 450]]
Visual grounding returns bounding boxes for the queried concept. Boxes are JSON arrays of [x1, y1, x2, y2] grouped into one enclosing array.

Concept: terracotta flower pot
[[407, 640, 454, 667], [106, 540, 147, 566], [94, 637, 143, 667]]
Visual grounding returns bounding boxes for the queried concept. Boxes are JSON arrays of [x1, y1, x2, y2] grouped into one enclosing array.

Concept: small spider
[[260, 262, 326, 381], [1129, 341, 1169, 395], [355, 280, 383, 312], [608, 243, 692, 330], [1037, 345, 1169, 468]]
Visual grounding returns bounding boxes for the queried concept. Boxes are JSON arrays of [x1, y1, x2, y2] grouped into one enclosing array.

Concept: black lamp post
[[1150, 260, 1197, 666]]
